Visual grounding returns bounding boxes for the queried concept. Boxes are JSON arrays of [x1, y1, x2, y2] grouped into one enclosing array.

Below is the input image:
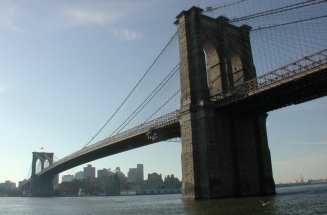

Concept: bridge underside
[[27, 121, 180, 197], [40, 122, 181, 178], [216, 66, 327, 113]]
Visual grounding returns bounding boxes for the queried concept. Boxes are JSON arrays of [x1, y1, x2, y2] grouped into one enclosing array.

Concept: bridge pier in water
[[30, 152, 54, 196], [175, 7, 276, 199]]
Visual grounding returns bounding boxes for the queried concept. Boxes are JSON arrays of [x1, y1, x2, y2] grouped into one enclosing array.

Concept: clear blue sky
[[0, 0, 326, 184]]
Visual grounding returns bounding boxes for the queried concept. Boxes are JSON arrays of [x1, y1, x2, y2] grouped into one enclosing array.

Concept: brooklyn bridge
[[21, 1, 327, 199]]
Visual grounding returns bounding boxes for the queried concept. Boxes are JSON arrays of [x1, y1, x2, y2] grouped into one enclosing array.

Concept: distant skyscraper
[[83, 164, 96, 178], [75, 171, 84, 180], [98, 168, 114, 178], [146, 172, 163, 189], [127, 164, 144, 183], [0, 180, 16, 190]]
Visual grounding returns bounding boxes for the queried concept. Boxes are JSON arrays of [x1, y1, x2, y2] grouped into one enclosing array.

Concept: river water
[[1, 183, 326, 215]]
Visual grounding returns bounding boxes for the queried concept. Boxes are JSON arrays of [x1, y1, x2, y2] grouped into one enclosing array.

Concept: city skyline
[[3, 158, 327, 187], [0, 0, 327, 185], [3, 162, 181, 187]]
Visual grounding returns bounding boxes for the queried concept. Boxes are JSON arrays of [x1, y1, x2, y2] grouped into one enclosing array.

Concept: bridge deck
[[213, 49, 327, 112], [37, 112, 180, 177]]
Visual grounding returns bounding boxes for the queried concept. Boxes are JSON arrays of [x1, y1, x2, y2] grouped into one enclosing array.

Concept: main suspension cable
[[83, 32, 178, 148], [230, 0, 325, 23]]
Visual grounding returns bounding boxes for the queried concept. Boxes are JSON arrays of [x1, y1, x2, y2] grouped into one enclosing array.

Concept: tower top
[[174, 6, 203, 25]]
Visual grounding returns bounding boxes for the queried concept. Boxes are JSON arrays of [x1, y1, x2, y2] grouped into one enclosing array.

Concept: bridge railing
[[82, 110, 178, 152], [38, 111, 179, 175], [211, 48, 327, 104]]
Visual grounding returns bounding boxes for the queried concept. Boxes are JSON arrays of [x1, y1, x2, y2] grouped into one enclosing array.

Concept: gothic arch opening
[[35, 159, 42, 174], [202, 40, 222, 97], [44, 159, 50, 169]]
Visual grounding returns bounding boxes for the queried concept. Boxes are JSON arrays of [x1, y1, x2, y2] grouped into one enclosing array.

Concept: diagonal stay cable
[[251, 14, 327, 31], [112, 64, 180, 135], [230, 0, 325, 23], [83, 32, 178, 148], [143, 89, 181, 125], [203, 0, 248, 13]]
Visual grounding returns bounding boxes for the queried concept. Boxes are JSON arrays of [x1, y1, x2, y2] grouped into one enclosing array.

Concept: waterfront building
[[97, 172, 121, 195], [137, 173, 181, 195], [62, 174, 74, 182], [163, 174, 181, 189], [115, 167, 128, 191], [146, 172, 163, 189], [0, 180, 16, 190], [58, 179, 82, 196], [75, 171, 84, 180], [127, 164, 144, 184], [115, 167, 126, 179], [82, 175, 98, 195], [83, 164, 96, 178], [97, 168, 114, 178]]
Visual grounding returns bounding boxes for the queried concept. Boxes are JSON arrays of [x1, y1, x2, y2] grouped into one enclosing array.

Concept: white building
[[62, 174, 74, 182]]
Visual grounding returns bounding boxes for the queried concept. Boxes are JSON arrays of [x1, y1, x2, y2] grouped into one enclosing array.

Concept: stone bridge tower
[[175, 7, 275, 199], [30, 152, 54, 196]]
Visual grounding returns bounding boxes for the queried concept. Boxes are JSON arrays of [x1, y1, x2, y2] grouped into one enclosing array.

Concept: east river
[[1, 183, 326, 215]]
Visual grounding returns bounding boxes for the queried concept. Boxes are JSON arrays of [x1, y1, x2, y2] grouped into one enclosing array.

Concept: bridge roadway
[[36, 111, 180, 178], [213, 49, 327, 113], [34, 49, 327, 180]]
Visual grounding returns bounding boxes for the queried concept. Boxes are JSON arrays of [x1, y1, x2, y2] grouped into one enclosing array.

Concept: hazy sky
[[0, 0, 326, 185]]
